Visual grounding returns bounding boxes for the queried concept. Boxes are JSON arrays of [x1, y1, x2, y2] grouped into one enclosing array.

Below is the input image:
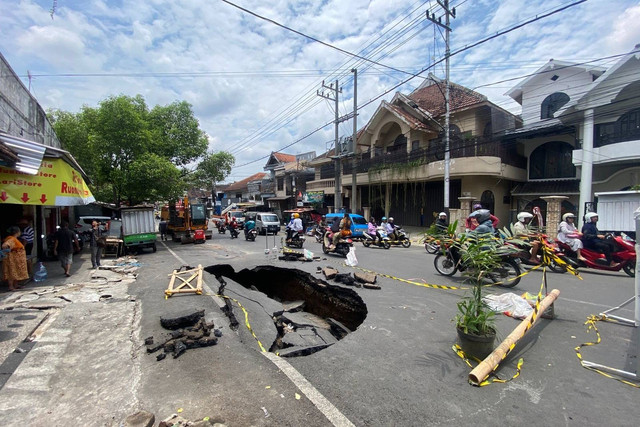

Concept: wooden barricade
[[165, 264, 203, 298]]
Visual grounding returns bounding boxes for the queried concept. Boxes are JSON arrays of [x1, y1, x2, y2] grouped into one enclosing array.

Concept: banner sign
[[0, 158, 95, 206], [304, 191, 324, 204]]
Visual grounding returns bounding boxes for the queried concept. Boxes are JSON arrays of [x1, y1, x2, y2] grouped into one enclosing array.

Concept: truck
[[120, 205, 158, 254], [161, 197, 212, 243]]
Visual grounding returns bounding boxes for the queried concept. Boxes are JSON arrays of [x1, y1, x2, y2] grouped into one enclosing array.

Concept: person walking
[[53, 221, 79, 277], [159, 220, 168, 241], [2, 226, 30, 291], [88, 220, 104, 269], [18, 218, 35, 256]]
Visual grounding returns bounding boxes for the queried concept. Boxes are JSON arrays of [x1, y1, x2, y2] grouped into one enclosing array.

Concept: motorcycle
[[285, 228, 305, 248], [388, 226, 411, 248], [322, 230, 354, 257], [555, 234, 636, 277], [228, 224, 239, 239], [362, 227, 390, 249], [217, 222, 226, 234], [434, 242, 522, 288], [244, 227, 257, 241], [504, 234, 568, 273], [312, 224, 325, 243]]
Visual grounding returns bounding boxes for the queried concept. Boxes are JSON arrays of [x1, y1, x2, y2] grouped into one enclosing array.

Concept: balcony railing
[[595, 129, 640, 148], [342, 136, 526, 174]]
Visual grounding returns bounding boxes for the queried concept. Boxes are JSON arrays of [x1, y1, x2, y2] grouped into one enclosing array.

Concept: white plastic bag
[[304, 249, 314, 260], [483, 293, 533, 319], [345, 246, 358, 267]]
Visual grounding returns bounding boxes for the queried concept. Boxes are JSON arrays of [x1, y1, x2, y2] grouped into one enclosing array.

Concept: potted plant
[[453, 230, 524, 359]]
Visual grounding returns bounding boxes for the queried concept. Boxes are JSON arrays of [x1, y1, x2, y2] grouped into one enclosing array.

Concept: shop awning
[[0, 150, 95, 206], [0, 133, 47, 174], [266, 196, 293, 201]]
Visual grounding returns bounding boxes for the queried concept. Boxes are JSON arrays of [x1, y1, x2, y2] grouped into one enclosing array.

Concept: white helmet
[[388, 217, 394, 222], [562, 213, 576, 221], [517, 212, 533, 222], [585, 212, 598, 222], [439, 212, 447, 217]]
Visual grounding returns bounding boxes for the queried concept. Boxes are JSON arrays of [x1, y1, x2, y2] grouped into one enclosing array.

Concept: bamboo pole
[[469, 289, 560, 385]]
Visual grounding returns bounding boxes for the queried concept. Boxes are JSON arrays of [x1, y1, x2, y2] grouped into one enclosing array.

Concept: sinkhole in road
[[205, 264, 368, 357]]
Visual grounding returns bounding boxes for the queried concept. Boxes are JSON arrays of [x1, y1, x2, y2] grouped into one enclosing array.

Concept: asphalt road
[[129, 231, 639, 426]]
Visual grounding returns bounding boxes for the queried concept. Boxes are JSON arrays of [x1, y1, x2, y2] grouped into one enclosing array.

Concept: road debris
[[147, 311, 218, 360]]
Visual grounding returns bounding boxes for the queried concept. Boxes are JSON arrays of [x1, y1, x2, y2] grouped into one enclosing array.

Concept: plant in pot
[[453, 231, 509, 359]]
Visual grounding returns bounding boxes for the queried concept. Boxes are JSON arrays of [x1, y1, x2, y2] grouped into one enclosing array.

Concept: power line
[[232, 0, 588, 168]]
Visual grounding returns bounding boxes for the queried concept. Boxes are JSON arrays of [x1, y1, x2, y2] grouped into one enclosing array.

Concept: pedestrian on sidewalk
[[2, 226, 29, 291], [18, 218, 34, 256], [53, 221, 79, 277], [88, 220, 104, 269]]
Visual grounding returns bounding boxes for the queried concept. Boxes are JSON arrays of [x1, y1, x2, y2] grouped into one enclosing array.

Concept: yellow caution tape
[[574, 315, 640, 388], [452, 344, 524, 387], [215, 294, 267, 353]]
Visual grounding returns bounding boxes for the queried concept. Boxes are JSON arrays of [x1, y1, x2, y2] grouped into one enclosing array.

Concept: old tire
[[434, 254, 456, 276]]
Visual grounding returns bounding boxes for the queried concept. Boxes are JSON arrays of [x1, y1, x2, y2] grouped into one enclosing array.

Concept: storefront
[[0, 134, 94, 262]]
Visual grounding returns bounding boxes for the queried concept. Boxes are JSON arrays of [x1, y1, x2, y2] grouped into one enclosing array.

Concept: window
[[619, 108, 640, 135], [412, 140, 420, 151], [480, 190, 495, 214], [529, 141, 576, 180], [277, 178, 284, 191], [541, 92, 570, 119]]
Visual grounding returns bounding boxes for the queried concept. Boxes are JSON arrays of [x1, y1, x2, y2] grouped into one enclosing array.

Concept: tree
[[192, 151, 235, 199], [50, 95, 209, 206]]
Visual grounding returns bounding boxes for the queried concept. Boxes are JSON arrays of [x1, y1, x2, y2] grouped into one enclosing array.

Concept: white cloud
[[1, 0, 638, 181]]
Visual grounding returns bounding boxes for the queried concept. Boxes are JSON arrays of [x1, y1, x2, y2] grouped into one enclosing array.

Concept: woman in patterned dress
[[2, 226, 29, 291]]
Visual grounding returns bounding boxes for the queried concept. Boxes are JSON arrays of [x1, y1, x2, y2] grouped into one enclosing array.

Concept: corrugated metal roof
[[0, 133, 46, 175]]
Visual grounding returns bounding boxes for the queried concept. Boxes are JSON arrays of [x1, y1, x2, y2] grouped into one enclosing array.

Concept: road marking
[[162, 241, 355, 427]]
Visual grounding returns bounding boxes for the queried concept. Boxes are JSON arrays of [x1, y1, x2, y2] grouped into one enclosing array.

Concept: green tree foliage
[[193, 151, 235, 188], [50, 95, 211, 206]]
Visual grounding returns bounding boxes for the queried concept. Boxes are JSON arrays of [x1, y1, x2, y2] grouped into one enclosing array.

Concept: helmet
[[388, 217, 394, 222], [381, 217, 387, 221], [293, 213, 300, 218], [517, 212, 533, 222], [562, 213, 576, 222], [473, 203, 483, 210], [585, 212, 598, 222], [439, 212, 447, 217]]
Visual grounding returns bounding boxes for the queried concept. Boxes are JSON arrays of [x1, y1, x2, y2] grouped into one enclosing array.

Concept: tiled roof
[[408, 81, 487, 117], [273, 152, 296, 163], [511, 180, 580, 196], [385, 103, 429, 130], [225, 172, 269, 191]]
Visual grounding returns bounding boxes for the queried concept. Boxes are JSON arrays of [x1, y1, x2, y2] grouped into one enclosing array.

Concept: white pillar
[[578, 109, 594, 227]]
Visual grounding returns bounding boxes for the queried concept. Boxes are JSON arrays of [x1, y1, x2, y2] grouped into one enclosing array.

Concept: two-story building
[[306, 76, 525, 227], [263, 151, 315, 216], [504, 43, 640, 226]]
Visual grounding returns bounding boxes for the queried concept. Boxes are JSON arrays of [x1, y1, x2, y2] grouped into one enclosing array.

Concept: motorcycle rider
[[581, 212, 619, 267], [466, 203, 499, 231], [287, 213, 303, 242], [557, 213, 586, 261], [367, 217, 378, 242], [469, 209, 495, 235], [377, 217, 388, 241], [386, 217, 396, 240], [244, 216, 256, 239], [435, 212, 448, 233], [513, 212, 541, 264], [331, 213, 352, 249]]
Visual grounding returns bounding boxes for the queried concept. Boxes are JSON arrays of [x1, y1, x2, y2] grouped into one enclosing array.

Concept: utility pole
[[427, 1, 456, 213], [351, 68, 358, 214], [317, 80, 342, 211]]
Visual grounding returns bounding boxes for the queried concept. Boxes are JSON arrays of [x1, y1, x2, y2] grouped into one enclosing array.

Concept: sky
[[1, 0, 639, 183]]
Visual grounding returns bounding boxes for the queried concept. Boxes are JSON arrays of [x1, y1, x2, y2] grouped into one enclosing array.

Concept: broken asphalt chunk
[[354, 271, 377, 284], [322, 267, 338, 280], [160, 309, 205, 330]]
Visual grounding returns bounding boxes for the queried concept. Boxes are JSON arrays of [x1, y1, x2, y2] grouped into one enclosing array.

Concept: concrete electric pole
[[427, 1, 456, 213], [351, 68, 358, 214], [317, 80, 343, 211]]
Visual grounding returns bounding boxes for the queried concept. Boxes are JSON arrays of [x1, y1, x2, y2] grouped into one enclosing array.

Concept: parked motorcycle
[[322, 231, 354, 257], [228, 224, 239, 239], [362, 227, 391, 249], [388, 226, 411, 248], [286, 229, 305, 248], [555, 234, 636, 277], [244, 227, 257, 241], [434, 242, 522, 287]]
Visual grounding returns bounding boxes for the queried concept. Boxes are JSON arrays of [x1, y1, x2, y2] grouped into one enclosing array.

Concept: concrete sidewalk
[[0, 250, 143, 426]]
